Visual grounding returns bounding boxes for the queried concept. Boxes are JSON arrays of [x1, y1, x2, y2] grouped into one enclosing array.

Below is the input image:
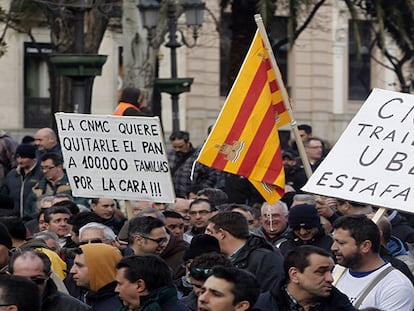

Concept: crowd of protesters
[[0, 111, 414, 311]]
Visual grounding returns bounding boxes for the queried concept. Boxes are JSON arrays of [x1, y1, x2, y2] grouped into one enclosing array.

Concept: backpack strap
[[353, 265, 394, 308]]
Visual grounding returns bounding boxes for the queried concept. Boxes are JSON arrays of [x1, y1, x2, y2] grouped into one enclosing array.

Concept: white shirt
[[334, 263, 414, 311]]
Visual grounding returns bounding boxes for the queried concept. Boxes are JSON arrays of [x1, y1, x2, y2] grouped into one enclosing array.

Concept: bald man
[[34, 128, 62, 160]]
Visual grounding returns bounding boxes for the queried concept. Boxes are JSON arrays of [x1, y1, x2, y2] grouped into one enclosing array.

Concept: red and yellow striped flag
[[197, 30, 291, 204]]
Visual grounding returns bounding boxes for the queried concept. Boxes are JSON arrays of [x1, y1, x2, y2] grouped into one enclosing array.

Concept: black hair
[[0, 216, 26, 241], [68, 210, 104, 236], [209, 211, 250, 239], [169, 130, 189, 143], [208, 266, 260, 308], [189, 253, 232, 281], [189, 198, 215, 212], [116, 255, 173, 291], [40, 152, 63, 166], [284, 245, 332, 276], [298, 124, 312, 134], [120, 87, 141, 106], [51, 200, 79, 216], [128, 216, 164, 244], [43, 205, 71, 223], [197, 188, 228, 206], [162, 210, 183, 219], [333, 214, 381, 253], [0, 274, 40, 311]]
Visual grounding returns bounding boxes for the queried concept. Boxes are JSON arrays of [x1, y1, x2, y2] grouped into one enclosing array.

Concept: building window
[[348, 20, 371, 100], [24, 42, 52, 128]]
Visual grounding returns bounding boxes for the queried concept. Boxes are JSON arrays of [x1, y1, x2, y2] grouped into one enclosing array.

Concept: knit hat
[[288, 204, 320, 230], [183, 234, 220, 261], [0, 223, 12, 249], [15, 144, 36, 159], [120, 87, 141, 106]]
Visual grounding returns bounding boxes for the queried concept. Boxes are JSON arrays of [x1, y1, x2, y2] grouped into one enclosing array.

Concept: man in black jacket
[[9, 249, 90, 311], [205, 211, 284, 292], [255, 245, 356, 311]]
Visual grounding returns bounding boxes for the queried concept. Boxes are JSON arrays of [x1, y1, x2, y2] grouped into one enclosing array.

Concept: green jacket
[[116, 286, 188, 311], [25, 173, 88, 218]]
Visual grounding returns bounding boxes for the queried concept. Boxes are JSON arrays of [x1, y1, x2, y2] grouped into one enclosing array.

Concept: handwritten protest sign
[[302, 88, 414, 213], [55, 113, 175, 203]]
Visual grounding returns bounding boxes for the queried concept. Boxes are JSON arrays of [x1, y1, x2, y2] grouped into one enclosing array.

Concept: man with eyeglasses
[[128, 216, 169, 256], [9, 249, 90, 311], [279, 204, 334, 256], [257, 201, 289, 248], [25, 153, 88, 217], [303, 137, 325, 171], [186, 198, 214, 242], [0, 274, 40, 311]]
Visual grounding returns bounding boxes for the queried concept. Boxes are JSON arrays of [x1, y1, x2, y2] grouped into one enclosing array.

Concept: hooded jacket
[[231, 235, 285, 292], [80, 243, 123, 311], [116, 286, 189, 311]]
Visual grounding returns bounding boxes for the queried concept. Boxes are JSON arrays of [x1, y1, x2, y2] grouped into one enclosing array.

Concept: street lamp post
[[48, 0, 107, 114], [138, 0, 205, 132]]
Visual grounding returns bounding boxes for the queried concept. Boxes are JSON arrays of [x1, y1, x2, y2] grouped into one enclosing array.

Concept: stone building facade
[[0, 0, 400, 148]]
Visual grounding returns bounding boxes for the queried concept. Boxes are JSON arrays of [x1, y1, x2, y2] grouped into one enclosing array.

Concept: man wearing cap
[[279, 203, 333, 256], [2, 143, 43, 218]]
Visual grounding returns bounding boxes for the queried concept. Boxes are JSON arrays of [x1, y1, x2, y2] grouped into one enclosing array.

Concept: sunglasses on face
[[78, 238, 104, 245], [292, 225, 313, 231], [189, 267, 211, 280], [30, 276, 48, 285]]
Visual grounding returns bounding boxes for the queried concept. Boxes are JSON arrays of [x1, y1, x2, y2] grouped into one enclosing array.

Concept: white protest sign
[[302, 88, 413, 213], [55, 113, 175, 203]]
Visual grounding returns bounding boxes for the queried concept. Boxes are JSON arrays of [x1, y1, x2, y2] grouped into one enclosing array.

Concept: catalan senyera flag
[[197, 29, 291, 204]]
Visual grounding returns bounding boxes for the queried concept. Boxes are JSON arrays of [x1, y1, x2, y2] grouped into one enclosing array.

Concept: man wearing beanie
[[2, 143, 43, 217], [113, 87, 151, 116], [279, 203, 333, 256], [70, 243, 123, 310], [0, 222, 12, 272], [177, 234, 221, 297]]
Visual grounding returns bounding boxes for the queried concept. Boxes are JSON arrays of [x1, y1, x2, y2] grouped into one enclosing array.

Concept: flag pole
[[254, 14, 313, 179]]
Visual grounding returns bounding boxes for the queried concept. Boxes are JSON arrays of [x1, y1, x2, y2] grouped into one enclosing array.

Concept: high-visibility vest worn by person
[[112, 102, 141, 116]]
